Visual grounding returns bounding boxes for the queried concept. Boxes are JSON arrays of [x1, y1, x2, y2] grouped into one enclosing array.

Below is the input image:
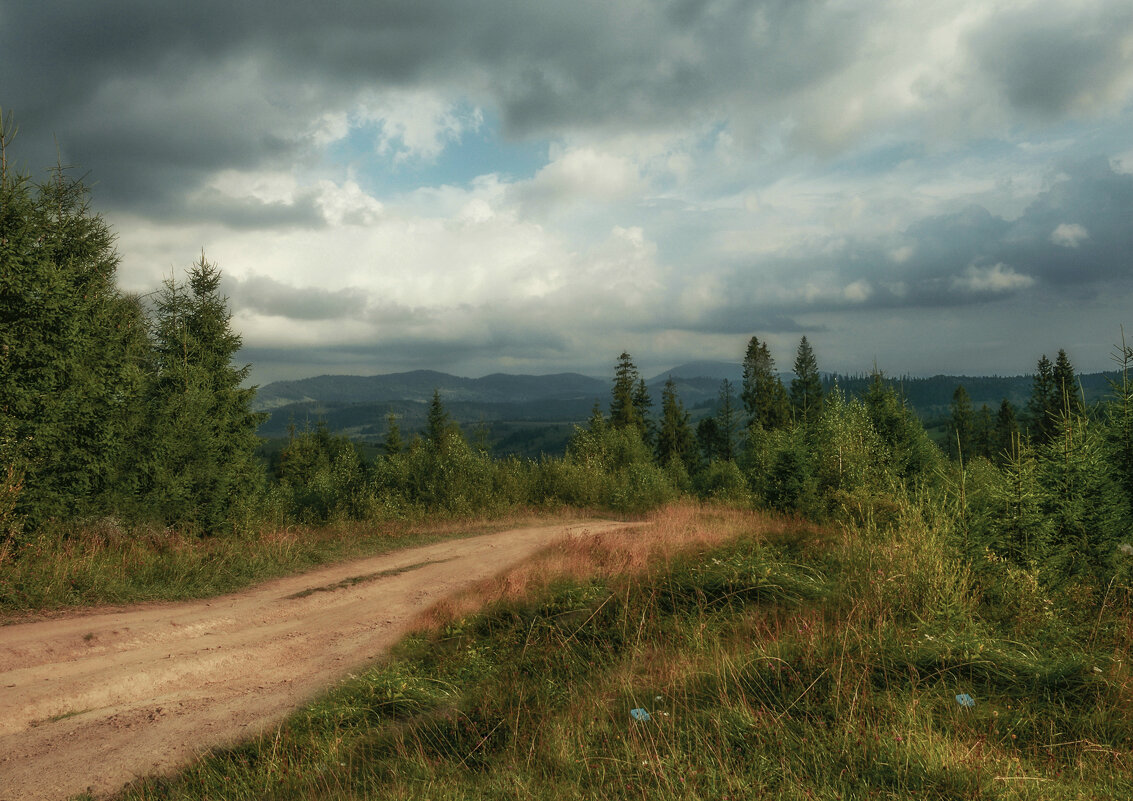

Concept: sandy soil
[[0, 519, 631, 801]]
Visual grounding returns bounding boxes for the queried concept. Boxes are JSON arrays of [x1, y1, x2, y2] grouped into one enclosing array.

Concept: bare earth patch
[[0, 519, 635, 801]]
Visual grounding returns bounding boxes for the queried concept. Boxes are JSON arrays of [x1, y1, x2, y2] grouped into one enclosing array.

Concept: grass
[[100, 502, 1133, 800], [0, 507, 597, 620]]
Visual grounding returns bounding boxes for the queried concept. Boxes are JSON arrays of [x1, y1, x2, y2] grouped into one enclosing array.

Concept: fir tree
[[1028, 354, 1057, 444], [144, 255, 264, 531], [383, 412, 404, 456], [696, 417, 722, 463], [426, 389, 452, 446], [993, 398, 1020, 463], [609, 352, 649, 438], [656, 377, 696, 471], [633, 377, 655, 446], [949, 384, 974, 461], [789, 336, 823, 427], [1052, 349, 1082, 417], [0, 125, 147, 525], [715, 379, 740, 461], [741, 336, 789, 430]]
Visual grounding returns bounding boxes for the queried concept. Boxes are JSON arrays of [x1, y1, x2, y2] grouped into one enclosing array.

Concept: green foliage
[[949, 384, 974, 461], [1104, 334, 1133, 510], [142, 256, 265, 533], [741, 335, 789, 430], [274, 421, 364, 523], [655, 377, 697, 472], [1028, 353, 1058, 444], [861, 373, 943, 484], [0, 146, 147, 527], [714, 378, 740, 461], [382, 412, 404, 456], [789, 335, 823, 427], [993, 398, 1020, 464], [114, 511, 1133, 801], [609, 352, 648, 437]]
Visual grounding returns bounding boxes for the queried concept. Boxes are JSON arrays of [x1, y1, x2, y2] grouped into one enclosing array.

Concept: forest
[[4, 131, 1133, 799]]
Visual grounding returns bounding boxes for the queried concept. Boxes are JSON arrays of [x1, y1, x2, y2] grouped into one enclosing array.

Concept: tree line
[[1, 118, 263, 536], [3, 120, 1131, 599]]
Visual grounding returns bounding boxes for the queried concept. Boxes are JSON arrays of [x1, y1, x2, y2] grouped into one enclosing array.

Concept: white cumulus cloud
[[1050, 222, 1089, 247]]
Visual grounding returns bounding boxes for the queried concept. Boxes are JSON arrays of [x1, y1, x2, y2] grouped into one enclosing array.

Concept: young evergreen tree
[[741, 336, 789, 430], [144, 255, 264, 531], [993, 398, 1020, 464], [1104, 334, 1133, 510], [609, 352, 648, 437], [0, 126, 147, 525], [974, 403, 993, 461], [949, 384, 974, 461], [426, 389, 453, 446], [656, 377, 696, 471], [1028, 354, 1057, 444], [861, 371, 940, 482], [696, 417, 722, 464], [1052, 349, 1083, 417], [633, 377, 655, 446], [789, 336, 823, 426], [383, 412, 404, 456], [715, 379, 740, 462]]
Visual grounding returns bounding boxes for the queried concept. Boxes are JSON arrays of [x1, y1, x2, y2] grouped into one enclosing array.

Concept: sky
[[3, 1, 1132, 385]]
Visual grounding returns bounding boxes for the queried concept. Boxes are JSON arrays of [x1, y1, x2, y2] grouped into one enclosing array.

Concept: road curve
[[0, 519, 633, 801]]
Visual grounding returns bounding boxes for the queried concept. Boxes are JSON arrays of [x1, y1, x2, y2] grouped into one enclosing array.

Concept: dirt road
[[0, 519, 631, 801]]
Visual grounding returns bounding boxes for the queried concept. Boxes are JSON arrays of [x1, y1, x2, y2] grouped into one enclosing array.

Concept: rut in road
[[0, 519, 636, 801]]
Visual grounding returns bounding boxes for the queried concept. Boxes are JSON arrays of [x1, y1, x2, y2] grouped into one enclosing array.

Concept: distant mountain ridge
[[254, 370, 609, 411], [252, 364, 1122, 456]]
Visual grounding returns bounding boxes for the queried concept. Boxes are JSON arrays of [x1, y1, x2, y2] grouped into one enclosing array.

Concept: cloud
[[513, 147, 643, 212], [1050, 223, 1089, 248], [967, 1, 1133, 119], [226, 274, 371, 321], [951, 263, 1035, 294]]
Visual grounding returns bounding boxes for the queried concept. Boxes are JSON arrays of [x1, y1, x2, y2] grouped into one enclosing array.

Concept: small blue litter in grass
[[955, 693, 976, 708], [630, 708, 651, 722]]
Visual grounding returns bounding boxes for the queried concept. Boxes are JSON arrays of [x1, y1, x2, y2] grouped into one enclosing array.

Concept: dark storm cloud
[[967, 3, 1133, 117], [683, 158, 1133, 332], [21, 1, 1128, 214], [226, 274, 372, 321]]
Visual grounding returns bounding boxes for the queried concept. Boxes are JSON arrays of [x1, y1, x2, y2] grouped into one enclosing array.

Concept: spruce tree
[[949, 385, 974, 461], [1104, 333, 1133, 510], [633, 377, 655, 445], [696, 417, 722, 463], [741, 336, 789, 430], [383, 412, 404, 456], [993, 398, 1019, 463], [1052, 349, 1082, 417], [715, 379, 739, 461], [974, 403, 993, 461], [426, 389, 452, 445], [789, 336, 823, 427], [609, 352, 647, 436], [1028, 354, 1057, 444], [656, 377, 696, 470], [0, 124, 147, 525], [144, 255, 264, 531]]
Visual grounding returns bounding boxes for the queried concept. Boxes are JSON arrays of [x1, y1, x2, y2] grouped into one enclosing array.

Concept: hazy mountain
[[253, 365, 1123, 458], [254, 370, 608, 411]]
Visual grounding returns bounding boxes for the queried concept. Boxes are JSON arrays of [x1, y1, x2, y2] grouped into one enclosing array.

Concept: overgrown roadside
[[0, 509, 599, 620], [104, 503, 1133, 801], [0, 517, 637, 801]]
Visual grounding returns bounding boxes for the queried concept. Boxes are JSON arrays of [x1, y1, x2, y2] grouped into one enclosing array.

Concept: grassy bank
[[0, 508, 596, 619], [105, 503, 1133, 800]]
